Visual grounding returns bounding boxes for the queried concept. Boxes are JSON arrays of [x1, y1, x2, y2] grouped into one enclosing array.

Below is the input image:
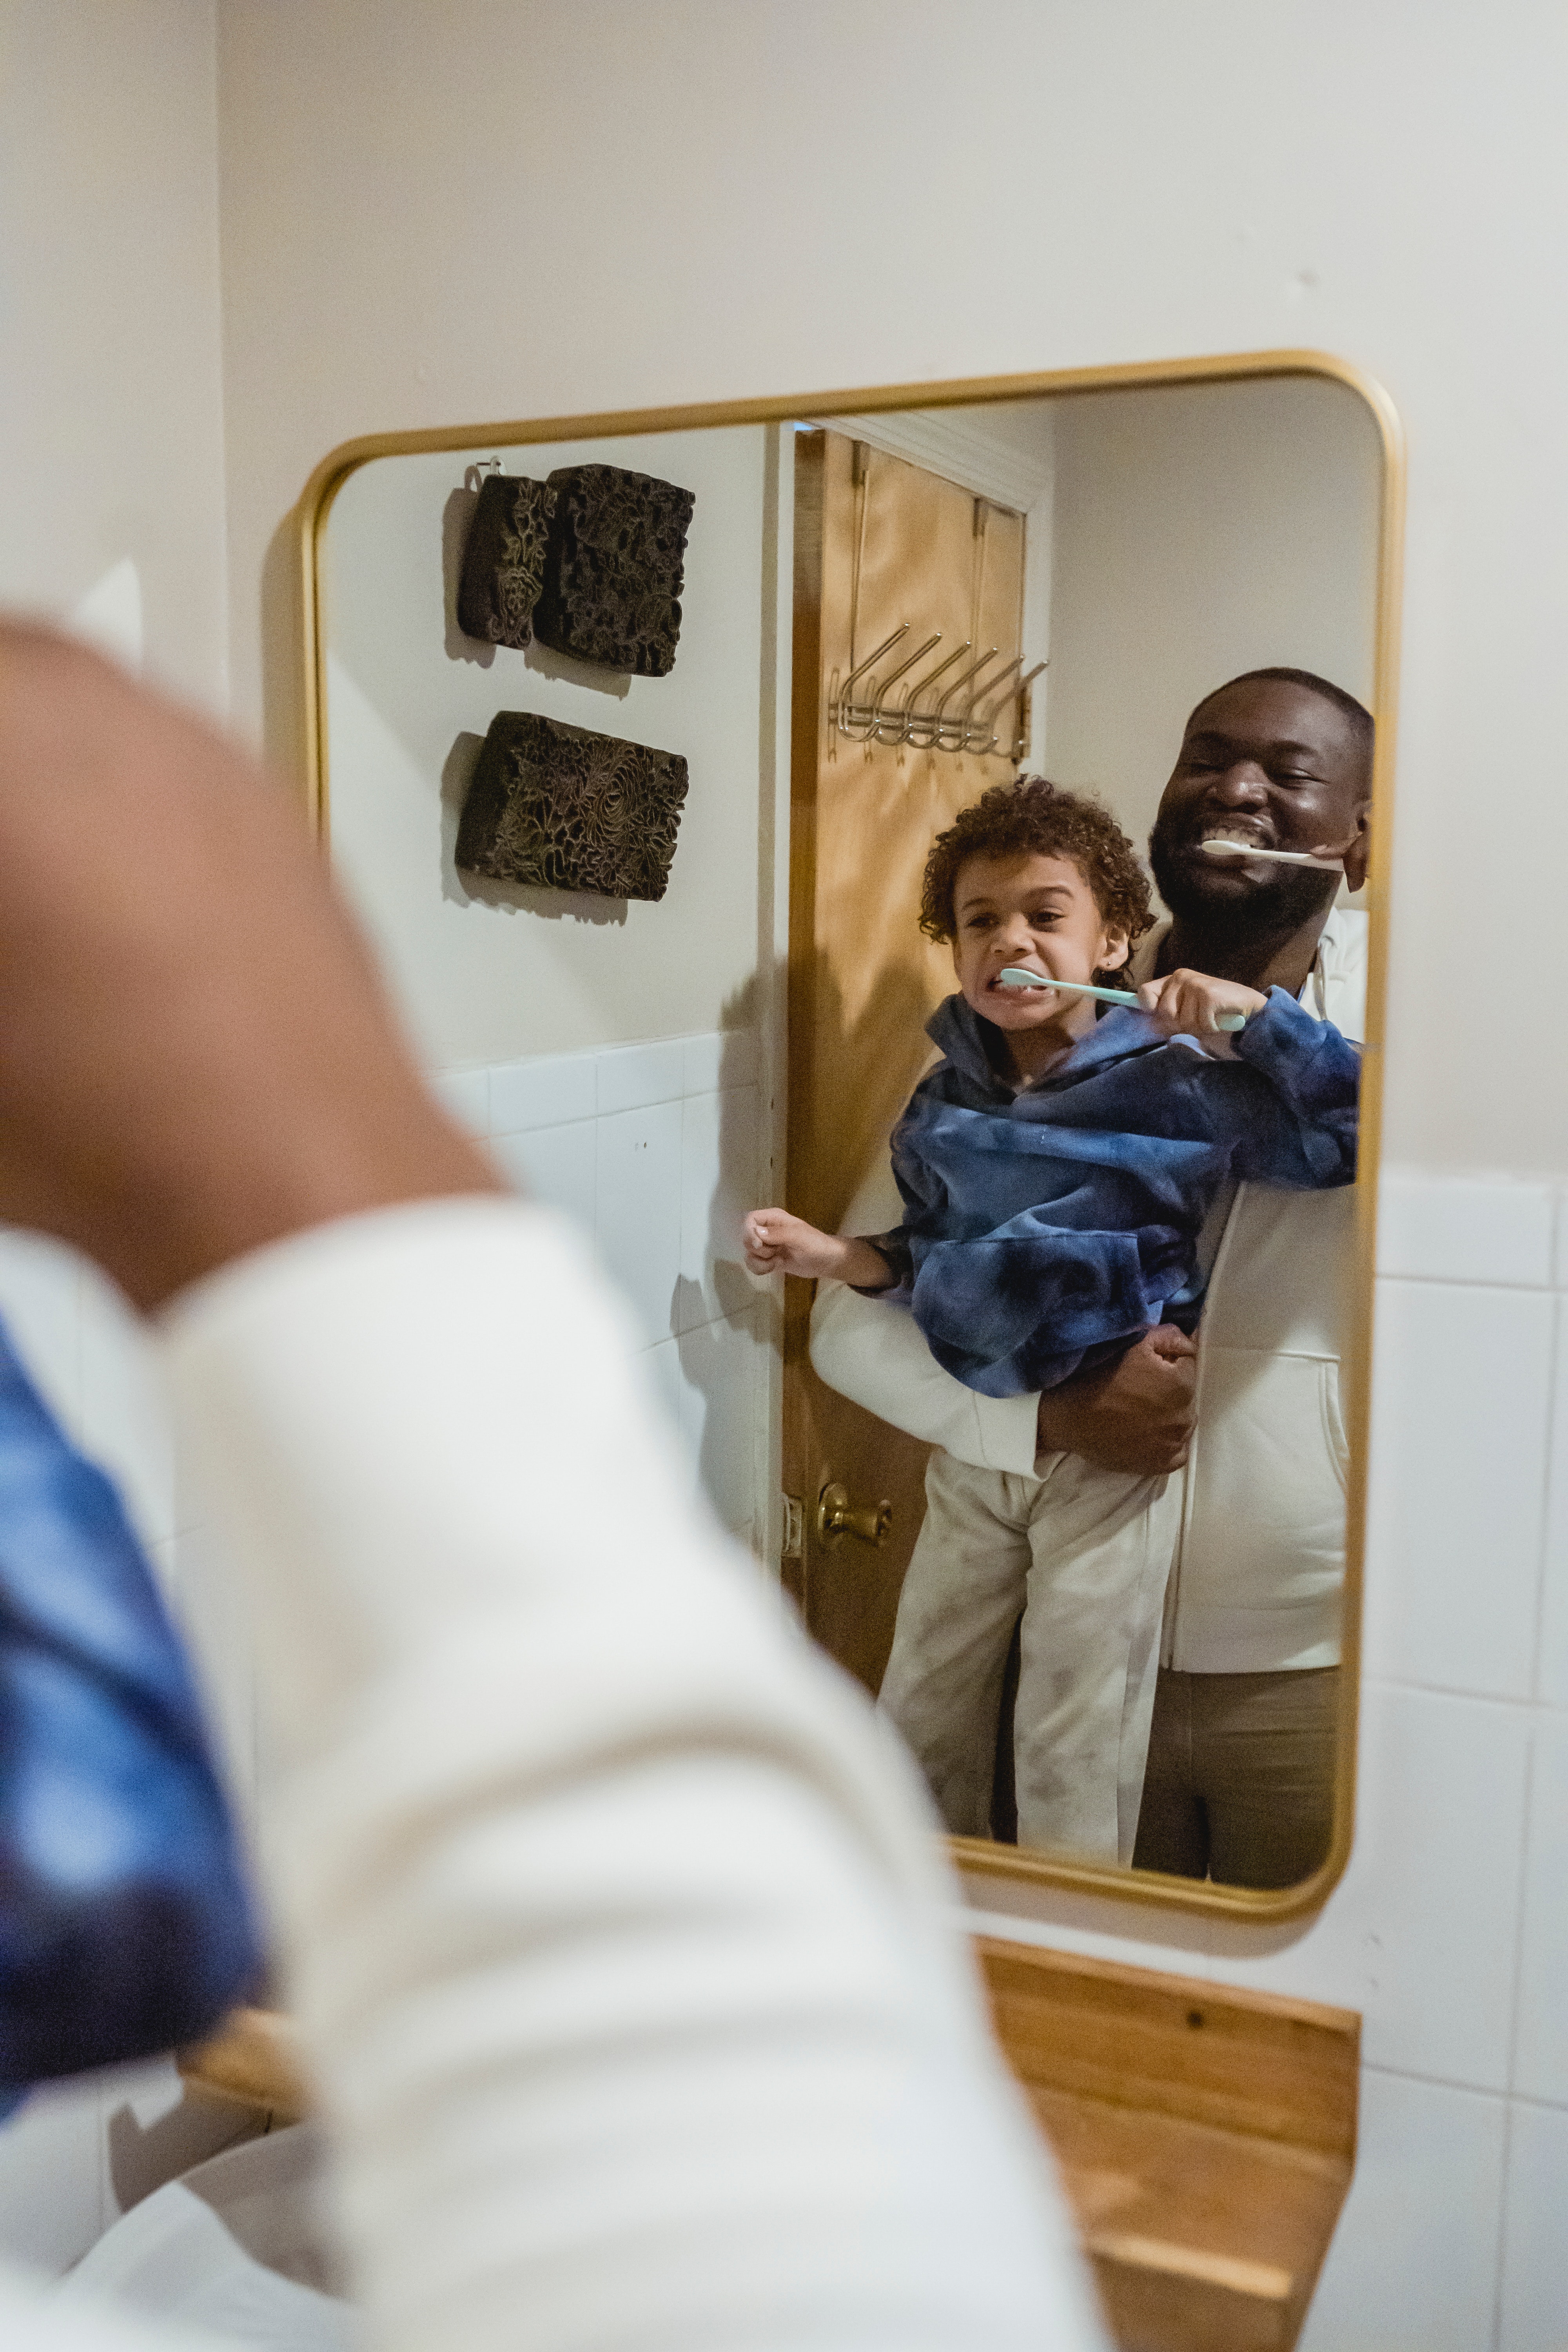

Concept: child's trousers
[[877, 1449, 1180, 1864]]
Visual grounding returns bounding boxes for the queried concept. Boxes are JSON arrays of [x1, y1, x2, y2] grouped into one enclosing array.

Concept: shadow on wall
[[797, 947, 935, 1240], [668, 982, 771, 1534], [107, 2081, 264, 2218], [441, 488, 494, 670]]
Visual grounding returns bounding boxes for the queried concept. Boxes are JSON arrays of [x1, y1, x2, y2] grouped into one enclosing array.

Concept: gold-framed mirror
[[297, 353, 1403, 1922]]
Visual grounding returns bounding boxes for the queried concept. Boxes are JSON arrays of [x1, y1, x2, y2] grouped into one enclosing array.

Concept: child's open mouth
[[988, 969, 1054, 995]]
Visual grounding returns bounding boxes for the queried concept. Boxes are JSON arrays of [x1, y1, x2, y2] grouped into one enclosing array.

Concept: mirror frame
[[295, 351, 1404, 1922]]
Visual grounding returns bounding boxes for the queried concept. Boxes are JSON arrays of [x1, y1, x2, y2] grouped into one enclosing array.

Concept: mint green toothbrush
[[997, 967, 1247, 1032]]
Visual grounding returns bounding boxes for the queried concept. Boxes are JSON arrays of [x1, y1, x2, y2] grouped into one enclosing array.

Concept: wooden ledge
[[977, 1936, 1358, 2352], [183, 1947, 1357, 2350], [177, 2006, 313, 2126]]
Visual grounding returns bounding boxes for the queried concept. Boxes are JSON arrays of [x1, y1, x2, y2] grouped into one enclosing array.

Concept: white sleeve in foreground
[[810, 1278, 1042, 1476], [158, 1201, 1105, 2352], [0, 2263, 235, 2349]]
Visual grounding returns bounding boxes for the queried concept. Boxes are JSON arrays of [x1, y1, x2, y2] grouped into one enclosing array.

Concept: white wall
[[211, 8, 1568, 2343], [321, 419, 789, 1561], [431, 1030, 769, 1557], [0, 0, 230, 708], [324, 425, 783, 1065], [214, 0, 1568, 1187], [0, 0, 267, 2276], [1045, 376, 1382, 853]]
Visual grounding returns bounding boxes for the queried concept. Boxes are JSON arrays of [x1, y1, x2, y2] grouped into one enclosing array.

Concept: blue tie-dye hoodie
[[0, 1317, 260, 2112], [864, 987, 1359, 1399]]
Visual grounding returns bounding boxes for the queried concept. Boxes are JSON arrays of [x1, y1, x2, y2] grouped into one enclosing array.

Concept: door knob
[[815, 1481, 893, 1549]]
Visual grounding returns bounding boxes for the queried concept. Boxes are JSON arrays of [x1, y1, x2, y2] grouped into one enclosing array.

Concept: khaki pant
[[878, 1450, 1180, 1863], [1131, 1666, 1341, 1889]]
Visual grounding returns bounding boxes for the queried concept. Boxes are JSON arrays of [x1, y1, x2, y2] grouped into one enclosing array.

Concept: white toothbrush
[[1200, 838, 1343, 871], [996, 967, 1247, 1032]]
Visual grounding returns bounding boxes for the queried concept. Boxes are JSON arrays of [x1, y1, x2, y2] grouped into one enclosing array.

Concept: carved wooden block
[[533, 462, 695, 676], [455, 710, 689, 902], [456, 473, 558, 650]]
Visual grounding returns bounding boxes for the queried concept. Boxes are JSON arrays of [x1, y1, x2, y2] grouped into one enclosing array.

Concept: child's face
[[949, 851, 1129, 1036]]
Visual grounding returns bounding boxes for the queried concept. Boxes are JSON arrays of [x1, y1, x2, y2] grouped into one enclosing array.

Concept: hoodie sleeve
[[1223, 987, 1361, 1188], [0, 1317, 260, 2106], [154, 1200, 1106, 2352], [847, 1087, 955, 1294]]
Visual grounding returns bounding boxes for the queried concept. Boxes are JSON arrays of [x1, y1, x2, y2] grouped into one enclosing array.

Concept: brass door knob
[[815, 1481, 893, 1549]]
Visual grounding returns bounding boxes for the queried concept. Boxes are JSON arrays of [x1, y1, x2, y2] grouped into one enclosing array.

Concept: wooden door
[[784, 429, 1027, 1694]]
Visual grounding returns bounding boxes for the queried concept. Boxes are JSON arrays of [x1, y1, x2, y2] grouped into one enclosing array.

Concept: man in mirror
[[809, 668, 1373, 1890]]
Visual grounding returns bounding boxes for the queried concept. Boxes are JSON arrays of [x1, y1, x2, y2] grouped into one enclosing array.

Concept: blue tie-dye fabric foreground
[[866, 988, 1360, 1398], [0, 1318, 259, 2113]]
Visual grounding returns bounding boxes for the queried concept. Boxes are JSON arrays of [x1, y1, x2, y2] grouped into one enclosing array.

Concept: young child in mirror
[[743, 778, 1360, 1865]]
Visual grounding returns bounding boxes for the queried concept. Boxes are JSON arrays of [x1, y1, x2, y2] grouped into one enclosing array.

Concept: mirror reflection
[[314, 368, 1387, 1900]]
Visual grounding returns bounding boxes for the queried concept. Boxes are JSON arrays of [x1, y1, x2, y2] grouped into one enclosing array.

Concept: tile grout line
[[1527, 1288, 1561, 1711], [1500, 1703, 1538, 2105], [1489, 2099, 1514, 2352], [1375, 1269, 1559, 1294], [1495, 1282, 1551, 2341], [1355, 2057, 1509, 2099], [488, 1078, 756, 1144], [1498, 2084, 1568, 2118], [1359, 1674, 1559, 1714]]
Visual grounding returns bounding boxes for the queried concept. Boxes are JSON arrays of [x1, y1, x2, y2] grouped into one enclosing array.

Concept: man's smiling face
[[1148, 675, 1372, 931]]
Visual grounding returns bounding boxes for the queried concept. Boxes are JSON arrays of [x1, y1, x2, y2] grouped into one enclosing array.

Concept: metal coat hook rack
[[831, 623, 1046, 758]]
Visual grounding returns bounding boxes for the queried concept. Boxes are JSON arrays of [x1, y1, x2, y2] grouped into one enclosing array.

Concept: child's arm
[[743, 1208, 898, 1290]]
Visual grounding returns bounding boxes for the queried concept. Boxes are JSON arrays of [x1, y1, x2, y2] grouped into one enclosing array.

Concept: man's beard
[[1147, 816, 1339, 936]]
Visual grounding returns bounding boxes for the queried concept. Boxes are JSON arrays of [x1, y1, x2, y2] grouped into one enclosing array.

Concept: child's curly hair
[[919, 776, 1153, 957]]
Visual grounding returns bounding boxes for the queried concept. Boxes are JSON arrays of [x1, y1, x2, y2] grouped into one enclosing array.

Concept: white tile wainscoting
[[4, 1160, 1568, 2344], [431, 1027, 774, 1553]]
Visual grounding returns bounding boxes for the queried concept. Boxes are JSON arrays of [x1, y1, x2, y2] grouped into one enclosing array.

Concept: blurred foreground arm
[[0, 631, 1103, 2352]]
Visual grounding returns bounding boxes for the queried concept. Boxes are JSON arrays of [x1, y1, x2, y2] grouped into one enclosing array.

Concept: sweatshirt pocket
[[1320, 1356, 1349, 1492], [1182, 1345, 1349, 1615]]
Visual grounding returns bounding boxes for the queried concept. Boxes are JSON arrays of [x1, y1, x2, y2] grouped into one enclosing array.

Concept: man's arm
[[811, 1278, 1041, 1472], [811, 1281, 1197, 1477], [1227, 991, 1361, 1189]]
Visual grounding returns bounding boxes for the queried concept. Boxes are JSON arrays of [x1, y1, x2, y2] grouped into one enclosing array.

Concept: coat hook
[[832, 623, 909, 741], [831, 625, 1044, 760], [902, 642, 973, 750], [871, 633, 942, 745]]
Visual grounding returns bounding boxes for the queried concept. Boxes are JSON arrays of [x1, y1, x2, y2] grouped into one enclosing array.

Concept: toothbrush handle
[[1214, 1012, 1247, 1033]]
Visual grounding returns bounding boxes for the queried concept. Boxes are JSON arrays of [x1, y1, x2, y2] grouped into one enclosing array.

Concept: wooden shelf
[[177, 2006, 313, 2126], [183, 1945, 1356, 2350], [977, 1937, 1358, 2352]]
